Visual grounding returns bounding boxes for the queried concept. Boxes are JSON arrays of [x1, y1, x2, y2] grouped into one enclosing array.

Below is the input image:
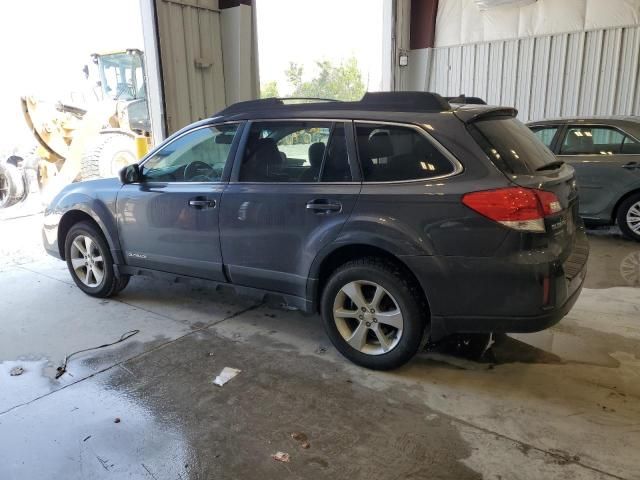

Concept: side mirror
[[119, 164, 141, 184]]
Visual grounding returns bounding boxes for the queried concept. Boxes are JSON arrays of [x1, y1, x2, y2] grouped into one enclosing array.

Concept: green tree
[[285, 57, 366, 101], [260, 80, 280, 98]]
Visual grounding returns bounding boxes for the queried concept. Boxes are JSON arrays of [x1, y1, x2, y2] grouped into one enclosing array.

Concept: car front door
[[116, 122, 242, 281], [219, 120, 360, 300], [557, 125, 640, 219]]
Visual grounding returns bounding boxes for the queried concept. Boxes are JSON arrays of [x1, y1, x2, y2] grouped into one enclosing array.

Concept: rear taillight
[[462, 187, 562, 233]]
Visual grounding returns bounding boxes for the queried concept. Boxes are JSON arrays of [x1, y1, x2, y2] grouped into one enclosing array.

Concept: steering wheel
[[184, 161, 216, 182]]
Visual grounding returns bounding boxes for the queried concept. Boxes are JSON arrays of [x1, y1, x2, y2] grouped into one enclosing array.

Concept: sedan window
[[560, 126, 639, 155], [530, 126, 559, 148]]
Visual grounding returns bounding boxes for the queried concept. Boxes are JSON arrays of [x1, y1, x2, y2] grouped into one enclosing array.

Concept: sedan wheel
[[333, 280, 404, 355], [69, 234, 105, 287], [625, 200, 640, 235], [618, 194, 640, 242]]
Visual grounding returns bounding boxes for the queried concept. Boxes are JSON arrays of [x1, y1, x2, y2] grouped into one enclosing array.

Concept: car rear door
[[219, 120, 360, 300], [556, 124, 640, 219], [116, 123, 242, 281]]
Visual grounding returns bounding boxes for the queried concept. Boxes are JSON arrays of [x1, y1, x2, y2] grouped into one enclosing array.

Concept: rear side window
[[470, 117, 557, 174], [355, 123, 455, 182], [530, 126, 558, 148], [560, 126, 640, 155], [239, 121, 351, 182]]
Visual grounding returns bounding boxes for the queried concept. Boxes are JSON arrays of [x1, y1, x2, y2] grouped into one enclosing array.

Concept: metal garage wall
[[155, 0, 227, 134], [418, 26, 640, 122]]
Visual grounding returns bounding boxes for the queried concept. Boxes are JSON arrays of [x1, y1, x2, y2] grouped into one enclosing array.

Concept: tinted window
[[355, 123, 455, 181], [142, 124, 239, 182], [239, 121, 350, 182], [471, 117, 556, 174], [530, 126, 558, 148], [560, 126, 639, 155]]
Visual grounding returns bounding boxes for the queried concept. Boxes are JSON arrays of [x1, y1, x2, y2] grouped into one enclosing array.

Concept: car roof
[[210, 92, 511, 123]]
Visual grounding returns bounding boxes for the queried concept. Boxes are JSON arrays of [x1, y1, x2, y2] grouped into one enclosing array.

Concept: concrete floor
[[0, 211, 639, 480]]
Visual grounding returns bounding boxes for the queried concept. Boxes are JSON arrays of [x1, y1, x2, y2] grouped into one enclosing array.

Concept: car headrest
[[368, 131, 394, 158], [308, 142, 325, 168]]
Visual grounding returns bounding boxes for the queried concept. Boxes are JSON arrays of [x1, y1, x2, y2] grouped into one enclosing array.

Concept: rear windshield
[[470, 117, 557, 174]]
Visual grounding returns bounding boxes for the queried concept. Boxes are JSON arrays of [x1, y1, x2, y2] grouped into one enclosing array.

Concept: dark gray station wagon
[[43, 93, 589, 369]]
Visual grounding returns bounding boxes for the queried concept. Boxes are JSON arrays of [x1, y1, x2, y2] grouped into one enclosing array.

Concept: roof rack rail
[[218, 97, 341, 115], [216, 91, 453, 116], [445, 94, 487, 105]]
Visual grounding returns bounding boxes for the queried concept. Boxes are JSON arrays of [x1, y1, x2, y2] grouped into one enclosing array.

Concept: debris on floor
[[291, 431, 311, 449], [213, 367, 241, 387], [9, 366, 24, 376], [271, 451, 290, 463]]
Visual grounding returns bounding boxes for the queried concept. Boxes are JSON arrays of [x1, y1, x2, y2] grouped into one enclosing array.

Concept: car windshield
[[470, 117, 558, 174]]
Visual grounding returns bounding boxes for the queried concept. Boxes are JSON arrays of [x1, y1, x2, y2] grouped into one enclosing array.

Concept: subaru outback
[[43, 92, 589, 370]]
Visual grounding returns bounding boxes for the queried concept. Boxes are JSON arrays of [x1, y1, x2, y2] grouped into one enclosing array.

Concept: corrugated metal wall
[[155, 0, 227, 134], [422, 26, 640, 121]]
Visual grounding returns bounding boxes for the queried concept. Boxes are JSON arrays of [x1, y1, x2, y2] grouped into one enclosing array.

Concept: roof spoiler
[[454, 107, 518, 124]]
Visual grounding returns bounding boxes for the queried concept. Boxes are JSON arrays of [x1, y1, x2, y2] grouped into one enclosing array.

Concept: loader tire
[[80, 133, 138, 180], [0, 162, 27, 209]]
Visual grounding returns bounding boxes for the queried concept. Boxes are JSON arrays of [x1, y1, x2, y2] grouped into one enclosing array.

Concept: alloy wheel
[[332, 280, 404, 355], [69, 234, 105, 287], [626, 200, 640, 235]]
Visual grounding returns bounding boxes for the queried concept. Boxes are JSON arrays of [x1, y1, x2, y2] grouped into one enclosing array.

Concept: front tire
[[320, 258, 428, 370], [617, 193, 640, 242], [0, 162, 27, 209], [64, 221, 129, 297]]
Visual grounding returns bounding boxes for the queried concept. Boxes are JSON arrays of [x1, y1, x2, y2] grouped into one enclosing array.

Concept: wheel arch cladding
[[311, 243, 431, 316], [58, 210, 105, 259]]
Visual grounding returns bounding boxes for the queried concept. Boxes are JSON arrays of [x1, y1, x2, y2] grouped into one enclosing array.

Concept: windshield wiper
[[536, 160, 565, 171]]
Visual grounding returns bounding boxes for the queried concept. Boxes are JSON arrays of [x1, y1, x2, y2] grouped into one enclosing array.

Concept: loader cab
[[91, 49, 150, 135], [92, 50, 146, 102]]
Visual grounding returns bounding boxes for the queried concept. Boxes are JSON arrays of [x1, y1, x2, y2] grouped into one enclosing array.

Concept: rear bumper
[[402, 230, 589, 340], [429, 267, 585, 339]]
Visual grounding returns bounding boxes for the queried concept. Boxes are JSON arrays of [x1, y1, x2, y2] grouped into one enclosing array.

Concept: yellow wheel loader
[[0, 49, 151, 208]]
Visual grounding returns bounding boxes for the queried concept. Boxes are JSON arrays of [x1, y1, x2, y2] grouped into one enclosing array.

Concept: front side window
[[560, 126, 639, 155], [530, 126, 559, 148], [355, 123, 455, 181], [142, 124, 239, 182], [239, 121, 351, 182]]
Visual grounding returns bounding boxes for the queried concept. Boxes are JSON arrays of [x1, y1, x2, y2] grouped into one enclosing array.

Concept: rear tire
[[64, 221, 129, 297], [80, 133, 137, 180], [0, 162, 27, 209], [617, 193, 640, 242], [320, 258, 428, 370]]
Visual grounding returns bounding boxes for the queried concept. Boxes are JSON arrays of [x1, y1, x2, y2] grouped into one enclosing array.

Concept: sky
[[255, 0, 385, 95], [0, 0, 384, 152], [0, 0, 144, 151]]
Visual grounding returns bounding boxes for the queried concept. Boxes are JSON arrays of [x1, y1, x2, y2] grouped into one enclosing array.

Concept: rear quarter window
[[470, 117, 557, 174], [355, 123, 456, 182]]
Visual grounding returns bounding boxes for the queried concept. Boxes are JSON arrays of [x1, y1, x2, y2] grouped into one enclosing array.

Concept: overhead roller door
[[155, 0, 227, 134]]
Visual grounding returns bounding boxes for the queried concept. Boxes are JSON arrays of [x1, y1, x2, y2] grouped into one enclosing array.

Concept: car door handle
[[622, 161, 639, 170], [306, 199, 342, 214], [189, 198, 216, 209]]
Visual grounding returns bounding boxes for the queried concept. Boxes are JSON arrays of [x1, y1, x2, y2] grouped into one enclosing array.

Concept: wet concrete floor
[[1, 214, 639, 479]]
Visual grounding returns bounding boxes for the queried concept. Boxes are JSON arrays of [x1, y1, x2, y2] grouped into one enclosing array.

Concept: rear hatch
[[463, 111, 586, 272]]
